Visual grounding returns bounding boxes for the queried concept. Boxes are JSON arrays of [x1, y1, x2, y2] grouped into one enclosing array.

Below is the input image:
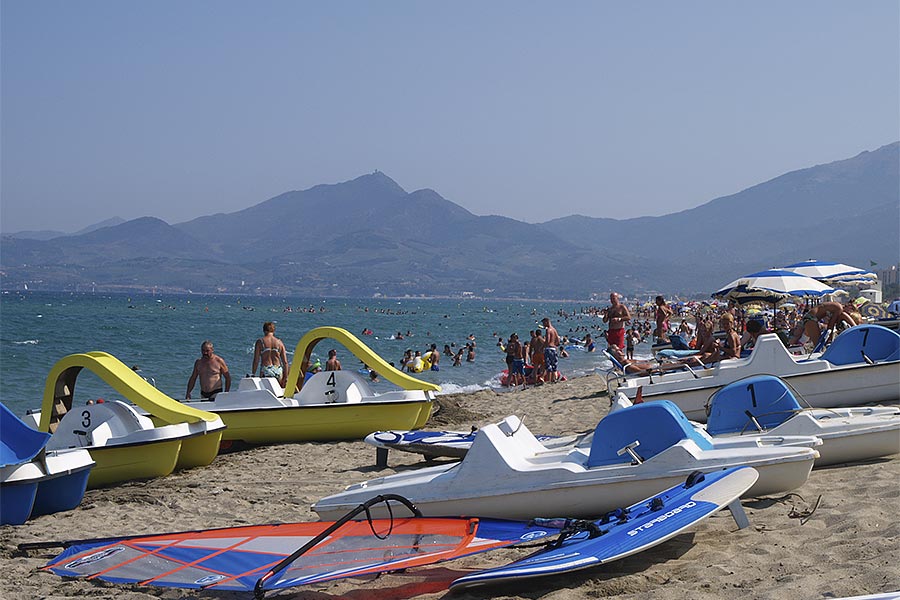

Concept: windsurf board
[[450, 466, 759, 589]]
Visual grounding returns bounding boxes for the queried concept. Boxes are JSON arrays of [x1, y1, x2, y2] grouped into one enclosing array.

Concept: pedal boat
[[706, 375, 900, 467], [313, 401, 820, 521], [178, 327, 437, 444], [610, 325, 900, 422], [26, 352, 225, 487], [1, 403, 94, 525]]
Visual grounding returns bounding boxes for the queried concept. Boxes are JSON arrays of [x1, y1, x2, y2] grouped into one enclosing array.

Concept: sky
[[2, 1, 898, 233]]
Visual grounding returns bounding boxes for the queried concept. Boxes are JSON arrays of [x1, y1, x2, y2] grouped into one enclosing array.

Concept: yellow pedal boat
[[179, 327, 437, 444], [27, 352, 225, 487]]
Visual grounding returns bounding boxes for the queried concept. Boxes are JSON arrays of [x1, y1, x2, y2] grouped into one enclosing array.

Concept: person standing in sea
[[325, 349, 342, 371], [252, 321, 290, 388], [541, 317, 561, 383], [185, 340, 231, 400], [428, 343, 440, 370], [603, 292, 631, 350]]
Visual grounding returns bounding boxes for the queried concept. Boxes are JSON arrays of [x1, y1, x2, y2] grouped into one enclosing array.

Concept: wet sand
[[2, 375, 898, 599]]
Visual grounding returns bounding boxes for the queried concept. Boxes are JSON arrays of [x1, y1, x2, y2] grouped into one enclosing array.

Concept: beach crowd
[[184, 291, 878, 398]]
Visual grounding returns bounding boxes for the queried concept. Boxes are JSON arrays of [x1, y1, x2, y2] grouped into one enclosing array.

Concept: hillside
[[540, 143, 899, 271], [2, 144, 897, 298]]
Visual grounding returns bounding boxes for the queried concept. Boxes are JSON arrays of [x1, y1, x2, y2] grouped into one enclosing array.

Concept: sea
[[0, 291, 657, 417]]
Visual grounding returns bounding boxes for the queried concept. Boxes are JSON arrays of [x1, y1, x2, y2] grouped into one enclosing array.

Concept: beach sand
[[2, 375, 898, 599]]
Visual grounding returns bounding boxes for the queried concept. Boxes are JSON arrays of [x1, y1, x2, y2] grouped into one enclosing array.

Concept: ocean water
[[0, 291, 656, 417]]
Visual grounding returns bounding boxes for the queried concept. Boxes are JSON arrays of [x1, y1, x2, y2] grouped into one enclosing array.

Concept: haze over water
[[0, 291, 663, 416]]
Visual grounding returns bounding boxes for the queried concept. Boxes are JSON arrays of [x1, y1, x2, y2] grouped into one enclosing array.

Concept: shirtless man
[[325, 349, 342, 371], [603, 292, 631, 350], [541, 317, 561, 383], [252, 321, 289, 387], [505, 333, 525, 387], [186, 340, 231, 400], [428, 344, 440, 370]]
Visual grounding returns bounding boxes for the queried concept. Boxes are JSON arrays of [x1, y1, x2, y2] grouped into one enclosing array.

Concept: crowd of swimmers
[[183, 294, 871, 398]]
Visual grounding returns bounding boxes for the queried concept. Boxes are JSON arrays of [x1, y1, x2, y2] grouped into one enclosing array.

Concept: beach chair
[[602, 349, 629, 375]]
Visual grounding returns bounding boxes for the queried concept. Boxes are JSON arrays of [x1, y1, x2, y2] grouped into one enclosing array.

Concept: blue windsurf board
[[450, 466, 759, 589]]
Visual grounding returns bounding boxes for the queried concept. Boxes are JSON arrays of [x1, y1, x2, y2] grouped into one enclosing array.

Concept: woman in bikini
[[252, 321, 290, 388]]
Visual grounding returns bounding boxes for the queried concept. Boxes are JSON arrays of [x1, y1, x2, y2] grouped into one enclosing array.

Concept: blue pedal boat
[[1, 403, 94, 525]]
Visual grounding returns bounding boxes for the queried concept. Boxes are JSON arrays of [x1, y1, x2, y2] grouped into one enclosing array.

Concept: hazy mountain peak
[[2, 144, 896, 298], [73, 216, 126, 235]]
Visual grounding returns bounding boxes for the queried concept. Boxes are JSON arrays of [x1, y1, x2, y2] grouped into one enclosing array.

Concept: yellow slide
[[39, 351, 219, 433], [284, 326, 441, 398]]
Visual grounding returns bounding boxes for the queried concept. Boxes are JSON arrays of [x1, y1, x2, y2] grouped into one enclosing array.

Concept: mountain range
[[2, 142, 897, 299]]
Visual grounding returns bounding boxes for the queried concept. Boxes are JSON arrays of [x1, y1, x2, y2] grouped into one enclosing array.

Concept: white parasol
[[780, 260, 878, 285], [712, 269, 836, 305]]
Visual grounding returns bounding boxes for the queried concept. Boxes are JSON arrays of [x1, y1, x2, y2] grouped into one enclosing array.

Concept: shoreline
[[2, 375, 898, 599]]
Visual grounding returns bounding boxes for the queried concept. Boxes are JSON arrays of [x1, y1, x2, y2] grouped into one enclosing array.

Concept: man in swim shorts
[[541, 317, 561, 383], [505, 333, 525, 386], [186, 340, 231, 400], [252, 321, 290, 388], [603, 292, 631, 350], [428, 343, 440, 370]]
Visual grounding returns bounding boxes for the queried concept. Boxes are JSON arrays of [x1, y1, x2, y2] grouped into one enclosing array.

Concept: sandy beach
[[2, 374, 898, 600]]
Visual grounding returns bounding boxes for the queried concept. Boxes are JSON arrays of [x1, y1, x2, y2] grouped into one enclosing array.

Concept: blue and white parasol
[[780, 260, 878, 285], [713, 269, 836, 305]]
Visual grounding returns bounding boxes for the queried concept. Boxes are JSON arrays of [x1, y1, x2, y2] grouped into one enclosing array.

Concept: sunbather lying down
[[605, 345, 703, 376]]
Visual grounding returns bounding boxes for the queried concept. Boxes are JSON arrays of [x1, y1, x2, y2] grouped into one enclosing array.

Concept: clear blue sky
[[2, 1, 898, 233]]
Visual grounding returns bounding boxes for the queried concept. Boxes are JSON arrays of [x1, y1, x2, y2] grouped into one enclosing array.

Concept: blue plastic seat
[[820, 325, 900, 366], [706, 376, 801, 435], [587, 400, 712, 467], [1, 402, 51, 467], [603, 350, 628, 374]]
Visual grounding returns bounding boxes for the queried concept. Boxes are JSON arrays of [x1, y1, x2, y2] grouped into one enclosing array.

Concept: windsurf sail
[[27, 495, 556, 598]]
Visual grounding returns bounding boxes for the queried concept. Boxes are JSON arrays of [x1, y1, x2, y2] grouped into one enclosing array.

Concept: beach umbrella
[[888, 299, 900, 315], [780, 260, 878, 285], [712, 269, 836, 305]]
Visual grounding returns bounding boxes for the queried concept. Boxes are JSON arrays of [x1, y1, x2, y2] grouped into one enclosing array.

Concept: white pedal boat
[[313, 401, 820, 521], [25, 351, 226, 488], [610, 325, 900, 422], [27, 400, 223, 487], [1, 402, 95, 525], [180, 370, 435, 444], [174, 326, 438, 444], [1, 448, 95, 525], [706, 375, 900, 467]]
